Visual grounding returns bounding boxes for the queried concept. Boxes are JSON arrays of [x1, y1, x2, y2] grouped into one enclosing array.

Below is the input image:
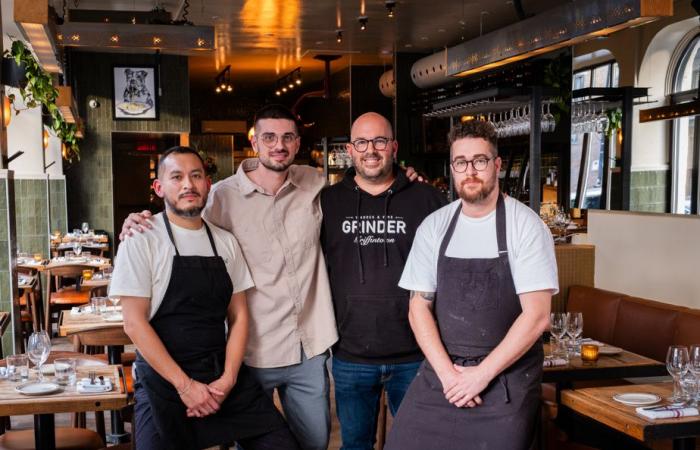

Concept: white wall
[[588, 209, 700, 308], [5, 86, 45, 175]]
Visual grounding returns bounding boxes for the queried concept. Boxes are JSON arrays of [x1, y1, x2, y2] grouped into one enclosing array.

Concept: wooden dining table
[[0, 356, 127, 450], [561, 383, 700, 450]]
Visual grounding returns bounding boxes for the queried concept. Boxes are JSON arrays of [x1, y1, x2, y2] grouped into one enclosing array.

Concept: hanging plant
[[3, 39, 81, 161], [604, 108, 623, 138]]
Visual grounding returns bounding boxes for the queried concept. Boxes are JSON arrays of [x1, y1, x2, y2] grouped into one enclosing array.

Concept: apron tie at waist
[[498, 373, 510, 404], [450, 355, 510, 404]]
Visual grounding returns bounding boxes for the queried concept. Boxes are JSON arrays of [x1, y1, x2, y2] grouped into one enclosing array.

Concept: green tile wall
[[630, 170, 668, 213], [49, 178, 67, 234], [190, 134, 234, 184], [14, 179, 50, 257], [0, 177, 13, 357]]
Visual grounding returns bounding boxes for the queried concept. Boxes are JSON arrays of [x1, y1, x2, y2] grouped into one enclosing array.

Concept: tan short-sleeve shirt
[[204, 159, 338, 368]]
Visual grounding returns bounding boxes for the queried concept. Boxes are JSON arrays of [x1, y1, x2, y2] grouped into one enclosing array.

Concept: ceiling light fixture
[[14, 0, 63, 73], [110, 34, 119, 43], [336, 30, 343, 43], [214, 65, 233, 94], [358, 15, 368, 31], [152, 36, 162, 46], [273, 67, 302, 96], [385, 1, 396, 18]]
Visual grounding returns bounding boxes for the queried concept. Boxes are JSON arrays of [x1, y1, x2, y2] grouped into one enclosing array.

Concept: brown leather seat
[[566, 286, 623, 343], [0, 427, 104, 450]]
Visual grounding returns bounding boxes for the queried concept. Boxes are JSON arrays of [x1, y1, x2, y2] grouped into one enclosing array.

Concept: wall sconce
[[42, 128, 50, 150], [336, 30, 343, 43], [273, 67, 302, 96], [358, 16, 368, 31], [215, 65, 233, 94], [2, 96, 11, 128], [385, 1, 396, 18]]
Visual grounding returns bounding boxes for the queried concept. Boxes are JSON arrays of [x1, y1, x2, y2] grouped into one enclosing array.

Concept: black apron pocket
[[460, 271, 500, 311], [338, 294, 417, 358]]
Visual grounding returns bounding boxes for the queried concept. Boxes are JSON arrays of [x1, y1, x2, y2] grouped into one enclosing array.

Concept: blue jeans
[[332, 357, 421, 450], [247, 350, 331, 450]]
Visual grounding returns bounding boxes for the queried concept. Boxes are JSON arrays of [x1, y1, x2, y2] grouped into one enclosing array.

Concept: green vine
[[3, 40, 81, 161], [604, 108, 623, 138]]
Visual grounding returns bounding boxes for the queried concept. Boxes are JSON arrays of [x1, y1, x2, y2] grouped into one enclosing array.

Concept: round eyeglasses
[[451, 157, 491, 173], [350, 137, 393, 152], [257, 132, 298, 147]]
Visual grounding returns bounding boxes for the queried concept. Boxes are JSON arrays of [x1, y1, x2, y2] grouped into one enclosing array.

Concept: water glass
[[7, 354, 28, 381], [91, 296, 107, 315], [27, 331, 51, 381], [549, 336, 568, 361], [566, 312, 584, 353], [54, 358, 76, 386], [680, 372, 698, 406], [81, 222, 89, 234], [667, 345, 690, 402]]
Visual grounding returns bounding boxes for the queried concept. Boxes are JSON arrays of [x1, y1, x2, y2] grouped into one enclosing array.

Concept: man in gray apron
[[110, 147, 299, 449], [385, 121, 558, 450]]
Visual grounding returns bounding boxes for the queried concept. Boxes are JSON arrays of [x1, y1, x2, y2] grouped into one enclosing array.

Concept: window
[[671, 35, 700, 215], [570, 61, 619, 208]]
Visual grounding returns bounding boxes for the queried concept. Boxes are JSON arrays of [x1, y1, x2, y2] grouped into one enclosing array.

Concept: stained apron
[[385, 194, 543, 450]]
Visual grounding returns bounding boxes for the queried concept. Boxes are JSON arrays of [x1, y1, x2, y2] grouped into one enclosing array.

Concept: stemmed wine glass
[[688, 345, 700, 404], [550, 312, 567, 358], [27, 331, 51, 382], [667, 345, 690, 403], [81, 222, 89, 235], [72, 241, 82, 257], [566, 312, 584, 353]]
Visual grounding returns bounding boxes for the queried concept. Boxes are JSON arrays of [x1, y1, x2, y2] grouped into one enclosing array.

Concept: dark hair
[[253, 104, 299, 134], [448, 120, 498, 156], [157, 146, 205, 177]]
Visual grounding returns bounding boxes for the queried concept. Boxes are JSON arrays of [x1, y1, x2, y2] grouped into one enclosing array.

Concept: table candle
[[82, 269, 93, 281], [581, 344, 599, 362]]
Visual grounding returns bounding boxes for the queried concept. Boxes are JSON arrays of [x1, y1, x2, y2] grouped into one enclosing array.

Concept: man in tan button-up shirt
[[121, 105, 337, 450]]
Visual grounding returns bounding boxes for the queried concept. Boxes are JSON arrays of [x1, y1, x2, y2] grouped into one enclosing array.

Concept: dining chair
[[45, 264, 95, 335], [0, 352, 108, 450]]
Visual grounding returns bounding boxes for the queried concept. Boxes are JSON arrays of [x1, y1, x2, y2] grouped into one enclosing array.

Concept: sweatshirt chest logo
[[341, 215, 407, 246]]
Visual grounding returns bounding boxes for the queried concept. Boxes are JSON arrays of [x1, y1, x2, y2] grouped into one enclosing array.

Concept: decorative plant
[[3, 39, 81, 161], [604, 108, 623, 138]]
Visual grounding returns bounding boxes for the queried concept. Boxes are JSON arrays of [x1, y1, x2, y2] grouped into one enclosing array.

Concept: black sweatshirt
[[320, 166, 447, 364]]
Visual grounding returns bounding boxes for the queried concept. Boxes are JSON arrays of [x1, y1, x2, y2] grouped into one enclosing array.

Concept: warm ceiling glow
[[3, 96, 12, 128], [153, 36, 162, 45], [70, 34, 80, 42], [110, 34, 119, 43], [240, 0, 300, 47]]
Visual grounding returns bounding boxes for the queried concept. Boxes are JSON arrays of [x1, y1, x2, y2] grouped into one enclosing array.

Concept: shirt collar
[[234, 158, 307, 195]]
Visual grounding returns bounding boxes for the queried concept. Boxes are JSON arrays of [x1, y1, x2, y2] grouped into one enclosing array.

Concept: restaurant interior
[[1, 0, 700, 449]]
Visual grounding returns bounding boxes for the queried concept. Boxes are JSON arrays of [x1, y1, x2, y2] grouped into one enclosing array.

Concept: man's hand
[[207, 376, 236, 405], [119, 210, 154, 241], [405, 166, 426, 183], [442, 364, 489, 408], [180, 379, 223, 418]]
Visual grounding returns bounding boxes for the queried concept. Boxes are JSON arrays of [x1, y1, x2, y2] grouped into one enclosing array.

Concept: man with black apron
[[110, 146, 299, 450], [385, 121, 558, 450]]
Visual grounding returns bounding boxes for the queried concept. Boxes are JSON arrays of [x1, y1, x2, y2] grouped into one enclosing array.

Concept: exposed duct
[[379, 69, 395, 98]]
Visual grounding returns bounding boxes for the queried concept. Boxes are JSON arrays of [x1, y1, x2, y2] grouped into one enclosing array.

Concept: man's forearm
[[408, 293, 454, 381], [478, 291, 551, 381], [222, 292, 248, 383], [125, 319, 189, 391]]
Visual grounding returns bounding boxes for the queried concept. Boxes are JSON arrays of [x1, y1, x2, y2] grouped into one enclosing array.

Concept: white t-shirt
[[109, 213, 255, 319], [399, 197, 559, 296]]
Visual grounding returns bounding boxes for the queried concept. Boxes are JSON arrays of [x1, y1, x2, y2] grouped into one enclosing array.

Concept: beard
[[353, 152, 393, 182], [164, 192, 207, 218], [259, 149, 293, 172], [458, 175, 497, 204]]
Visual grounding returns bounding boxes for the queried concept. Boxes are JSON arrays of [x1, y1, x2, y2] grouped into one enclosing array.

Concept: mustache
[[269, 150, 289, 156], [460, 177, 483, 186], [178, 190, 201, 199]]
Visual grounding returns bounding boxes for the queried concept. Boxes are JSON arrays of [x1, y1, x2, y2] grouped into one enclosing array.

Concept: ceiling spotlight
[[110, 35, 119, 43], [336, 30, 343, 43], [215, 86, 221, 93], [276, 90, 281, 96], [385, 1, 396, 18], [358, 15, 368, 31], [295, 78, 301, 85], [226, 85, 233, 92], [220, 83, 227, 90], [196, 38, 206, 47], [214, 65, 233, 95], [70, 34, 80, 42], [153, 36, 162, 45], [282, 86, 288, 93], [288, 82, 294, 89]]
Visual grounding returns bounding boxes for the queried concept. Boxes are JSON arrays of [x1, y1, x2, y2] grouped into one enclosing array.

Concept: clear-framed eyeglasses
[[350, 137, 393, 152], [451, 157, 491, 173], [257, 132, 299, 147]]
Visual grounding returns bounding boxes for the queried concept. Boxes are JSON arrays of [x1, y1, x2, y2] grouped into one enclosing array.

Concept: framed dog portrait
[[112, 65, 159, 120]]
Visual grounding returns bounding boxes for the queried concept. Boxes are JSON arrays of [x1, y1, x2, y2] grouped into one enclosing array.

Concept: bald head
[[351, 112, 393, 140]]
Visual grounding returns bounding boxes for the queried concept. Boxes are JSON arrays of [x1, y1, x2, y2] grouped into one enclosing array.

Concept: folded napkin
[[77, 377, 113, 394], [636, 406, 699, 420], [543, 358, 568, 367]]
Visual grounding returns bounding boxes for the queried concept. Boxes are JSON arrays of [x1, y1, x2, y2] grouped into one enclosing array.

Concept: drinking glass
[[27, 331, 51, 381], [7, 354, 28, 382], [689, 345, 700, 401], [81, 222, 89, 234], [108, 296, 120, 316], [72, 241, 82, 257], [91, 296, 107, 315], [54, 358, 76, 386], [667, 345, 690, 403], [549, 312, 567, 358], [566, 312, 584, 353]]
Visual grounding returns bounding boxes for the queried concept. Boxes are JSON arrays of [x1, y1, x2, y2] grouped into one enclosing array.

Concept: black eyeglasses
[[451, 157, 491, 173], [350, 137, 393, 152], [257, 132, 298, 147]]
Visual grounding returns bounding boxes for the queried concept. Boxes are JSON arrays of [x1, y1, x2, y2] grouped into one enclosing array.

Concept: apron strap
[[162, 214, 220, 257], [439, 204, 462, 258], [496, 194, 508, 256], [162, 213, 181, 256]]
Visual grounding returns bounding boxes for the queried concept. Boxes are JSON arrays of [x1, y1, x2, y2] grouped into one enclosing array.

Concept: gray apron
[[385, 194, 543, 450]]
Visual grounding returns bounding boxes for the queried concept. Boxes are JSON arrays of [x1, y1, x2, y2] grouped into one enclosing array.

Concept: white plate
[[105, 314, 123, 322], [612, 392, 661, 406], [15, 382, 62, 396], [599, 346, 623, 355]]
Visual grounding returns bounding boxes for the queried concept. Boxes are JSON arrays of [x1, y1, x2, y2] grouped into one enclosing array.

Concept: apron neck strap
[[162, 213, 220, 257], [440, 193, 508, 257]]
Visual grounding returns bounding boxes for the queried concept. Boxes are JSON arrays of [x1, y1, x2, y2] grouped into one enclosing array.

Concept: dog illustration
[[122, 69, 153, 107]]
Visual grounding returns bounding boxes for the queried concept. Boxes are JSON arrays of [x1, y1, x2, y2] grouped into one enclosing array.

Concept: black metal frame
[[111, 64, 160, 121]]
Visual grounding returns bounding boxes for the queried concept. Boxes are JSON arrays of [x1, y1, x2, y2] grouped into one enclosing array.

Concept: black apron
[[134, 214, 285, 450], [386, 194, 543, 450]]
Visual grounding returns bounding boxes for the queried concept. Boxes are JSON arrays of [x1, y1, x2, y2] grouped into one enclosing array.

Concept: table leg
[[34, 414, 56, 450], [106, 344, 130, 444], [673, 437, 696, 450]]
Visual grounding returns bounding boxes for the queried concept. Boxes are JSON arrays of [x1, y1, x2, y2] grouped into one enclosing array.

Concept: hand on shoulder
[[119, 210, 155, 241]]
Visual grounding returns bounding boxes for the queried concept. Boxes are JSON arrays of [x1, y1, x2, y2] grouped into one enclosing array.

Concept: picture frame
[[112, 65, 159, 120]]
